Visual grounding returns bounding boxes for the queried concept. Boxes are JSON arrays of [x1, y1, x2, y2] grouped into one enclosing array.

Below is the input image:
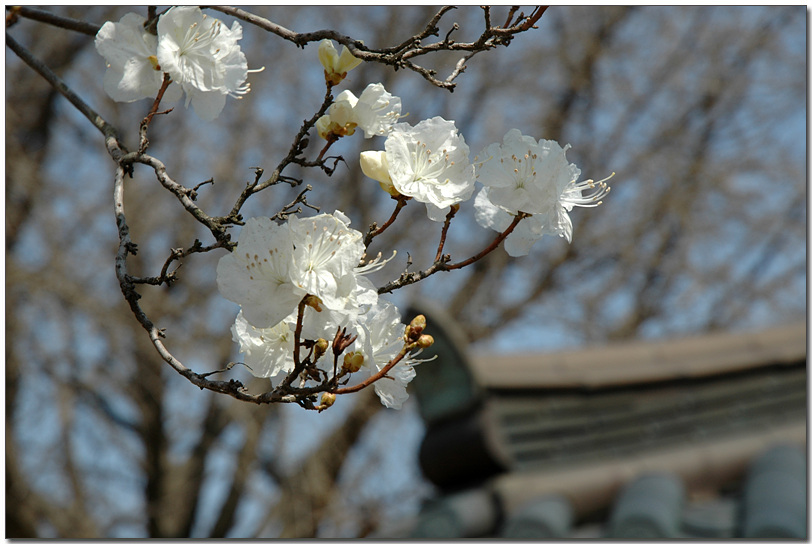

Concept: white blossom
[[216, 217, 303, 328], [364, 117, 476, 221], [231, 310, 295, 379], [232, 303, 351, 382], [328, 90, 359, 128], [474, 129, 611, 255], [475, 129, 583, 215], [156, 6, 255, 120], [355, 300, 416, 409], [287, 211, 370, 315], [220, 213, 413, 407], [316, 90, 359, 139], [385, 117, 476, 220], [317, 84, 401, 140], [217, 211, 385, 334], [94, 12, 182, 103], [353, 83, 401, 138], [96, 7, 258, 120], [315, 114, 333, 140]]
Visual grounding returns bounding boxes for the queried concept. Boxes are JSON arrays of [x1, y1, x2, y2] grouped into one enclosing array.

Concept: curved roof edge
[[469, 322, 806, 389]]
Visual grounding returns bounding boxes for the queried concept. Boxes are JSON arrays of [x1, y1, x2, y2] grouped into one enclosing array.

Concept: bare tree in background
[[6, 5, 804, 538]]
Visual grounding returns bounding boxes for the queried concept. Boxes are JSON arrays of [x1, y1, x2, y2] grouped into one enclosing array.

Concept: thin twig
[[316, 135, 338, 162], [333, 349, 409, 395], [271, 184, 319, 221], [138, 74, 174, 153], [377, 213, 526, 294], [434, 205, 458, 262], [208, 5, 546, 91], [364, 196, 409, 248], [224, 85, 334, 225], [277, 298, 310, 391], [445, 213, 526, 269], [129, 239, 226, 286], [120, 153, 227, 239], [502, 6, 518, 28]]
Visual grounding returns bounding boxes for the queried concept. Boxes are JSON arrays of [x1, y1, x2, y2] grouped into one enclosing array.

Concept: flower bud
[[330, 90, 358, 124], [314, 338, 330, 360], [315, 114, 332, 140], [318, 392, 336, 411], [342, 351, 365, 373], [318, 39, 362, 85], [360, 151, 400, 196], [406, 314, 427, 341], [409, 314, 427, 333], [416, 334, 434, 349]]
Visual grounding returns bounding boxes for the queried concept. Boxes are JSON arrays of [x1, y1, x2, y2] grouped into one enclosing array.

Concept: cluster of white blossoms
[[96, 12, 611, 408], [216, 213, 416, 409], [95, 7, 259, 120], [362, 122, 611, 250]]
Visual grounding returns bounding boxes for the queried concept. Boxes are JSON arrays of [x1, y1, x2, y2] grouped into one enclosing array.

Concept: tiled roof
[[468, 322, 805, 389], [396, 304, 806, 539]]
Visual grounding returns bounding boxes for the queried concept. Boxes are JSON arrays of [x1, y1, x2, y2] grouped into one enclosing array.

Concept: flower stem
[[278, 297, 309, 390], [333, 347, 410, 395], [364, 195, 409, 248], [434, 205, 458, 262], [446, 213, 525, 270], [316, 135, 338, 162], [376, 212, 526, 295], [139, 74, 173, 153]]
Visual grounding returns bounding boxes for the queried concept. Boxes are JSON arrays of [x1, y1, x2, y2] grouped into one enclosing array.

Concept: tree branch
[[5, 32, 126, 161], [8, 6, 101, 36], [377, 213, 526, 294], [209, 5, 547, 91]]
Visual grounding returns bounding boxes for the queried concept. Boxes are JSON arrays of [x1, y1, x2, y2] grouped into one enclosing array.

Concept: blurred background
[[5, 5, 805, 538]]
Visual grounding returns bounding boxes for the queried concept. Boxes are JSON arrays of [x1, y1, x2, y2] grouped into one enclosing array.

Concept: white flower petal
[[186, 87, 227, 121], [288, 213, 366, 313], [216, 217, 304, 328], [359, 150, 391, 184], [95, 12, 164, 102], [474, 188, 514, 232], [476, 129, 580, 216], [232, 310, 295, 378], [354, 83, 401, 138]]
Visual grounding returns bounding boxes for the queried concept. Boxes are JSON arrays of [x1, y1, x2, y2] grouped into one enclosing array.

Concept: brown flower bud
[[406, 314, 427, 341], [342, 351, 365, 373], [416, 334, 434, 349], [314, 338, 330, 360], [318, 392, 336, 411]]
